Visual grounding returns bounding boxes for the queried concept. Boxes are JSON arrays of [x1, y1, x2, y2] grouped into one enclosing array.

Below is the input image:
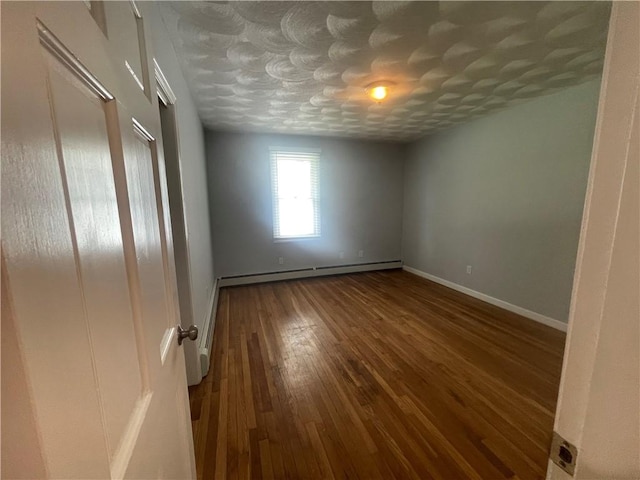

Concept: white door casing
[[548, 2, 640, 479], [155, 63, 203, 386], [1, 2, 195, 479]]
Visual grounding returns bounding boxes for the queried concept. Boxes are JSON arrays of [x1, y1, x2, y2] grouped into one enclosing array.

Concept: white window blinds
[[270, 147, 320, 239]]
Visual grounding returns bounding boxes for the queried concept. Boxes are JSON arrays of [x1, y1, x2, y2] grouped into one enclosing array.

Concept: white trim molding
[[218, 261, 402, 288], [403, 265, 568, 332], [154, 59, 177, 106]]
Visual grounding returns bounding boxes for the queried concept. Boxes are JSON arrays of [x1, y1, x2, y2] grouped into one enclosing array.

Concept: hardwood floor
[[188, 270, 566, 480]]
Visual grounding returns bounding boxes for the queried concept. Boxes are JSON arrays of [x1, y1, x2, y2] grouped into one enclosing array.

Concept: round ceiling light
[[366, 81, 395, 102]]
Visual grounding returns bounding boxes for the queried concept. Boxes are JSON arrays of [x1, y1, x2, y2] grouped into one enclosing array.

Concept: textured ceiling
[[160, 1, 611, 141]]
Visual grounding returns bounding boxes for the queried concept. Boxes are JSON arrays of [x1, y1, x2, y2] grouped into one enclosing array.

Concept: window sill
[[273, 236, 321, 243]]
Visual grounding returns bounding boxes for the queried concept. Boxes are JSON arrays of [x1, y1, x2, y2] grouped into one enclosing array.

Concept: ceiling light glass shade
[[366, 81, 395, 102], [371, 85, 387, 100]]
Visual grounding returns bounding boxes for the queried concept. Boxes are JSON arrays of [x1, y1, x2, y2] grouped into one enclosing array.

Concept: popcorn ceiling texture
[[160, 1, 610, 141]]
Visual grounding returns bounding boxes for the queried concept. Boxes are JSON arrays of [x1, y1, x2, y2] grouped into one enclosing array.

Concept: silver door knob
[[177, 325, 198, 345]]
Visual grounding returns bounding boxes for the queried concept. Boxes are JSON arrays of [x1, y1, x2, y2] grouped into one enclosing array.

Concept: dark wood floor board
[[190, 270, 566, 479]]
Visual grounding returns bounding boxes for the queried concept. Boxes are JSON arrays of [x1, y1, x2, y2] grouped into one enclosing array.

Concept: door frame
[[548, 2, 640, 478], [154, 60, 202, 385]]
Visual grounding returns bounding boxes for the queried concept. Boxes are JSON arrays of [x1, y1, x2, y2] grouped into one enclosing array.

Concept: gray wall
[[206, 132, 405, 278], [149, 8, 215, 329], [403, 79, 601, 322]]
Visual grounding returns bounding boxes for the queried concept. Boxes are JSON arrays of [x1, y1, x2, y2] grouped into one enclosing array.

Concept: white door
[[1, 2, 195, 479]]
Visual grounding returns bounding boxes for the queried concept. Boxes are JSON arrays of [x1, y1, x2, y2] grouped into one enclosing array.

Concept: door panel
[[1, 260, 49, 479], [2, 16, 111, 479], [143, 118, 182, 338], [126, 121, 177, 335], [113, 110, 193, 478], [1, 2, 195, 478], [122, 119, 170, 355], [45, 47, 143, 461], [104, 1, 150, 96]]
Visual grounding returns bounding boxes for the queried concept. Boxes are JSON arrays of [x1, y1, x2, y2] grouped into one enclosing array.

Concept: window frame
[[269, 146, 321, 241]]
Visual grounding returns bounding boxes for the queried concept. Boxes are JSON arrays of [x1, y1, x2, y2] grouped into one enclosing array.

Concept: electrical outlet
[[358, 250, 364, 258], [339, 251, 345, 259], [278, 257, 284, 265], [466, 265, 472, 274]]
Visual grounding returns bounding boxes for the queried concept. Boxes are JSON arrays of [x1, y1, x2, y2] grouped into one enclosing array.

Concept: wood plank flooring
[[188, 270, 566, 480]]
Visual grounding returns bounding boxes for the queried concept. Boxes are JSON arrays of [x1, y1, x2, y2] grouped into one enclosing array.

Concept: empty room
[[1, 2, 638, 480]]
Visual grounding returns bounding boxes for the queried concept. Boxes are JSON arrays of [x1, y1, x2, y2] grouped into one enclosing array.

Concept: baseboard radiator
[[217, 260, 403, 288], [198, 280, 219, 378]]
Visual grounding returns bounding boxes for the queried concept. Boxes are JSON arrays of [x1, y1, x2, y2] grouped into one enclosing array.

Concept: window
[[270, 147, 320, 239]]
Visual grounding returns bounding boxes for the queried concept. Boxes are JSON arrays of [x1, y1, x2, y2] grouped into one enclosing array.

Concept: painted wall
[[403, 79, 601, 322], [149, 8, 215, 332], [206, 131, 405, 278]]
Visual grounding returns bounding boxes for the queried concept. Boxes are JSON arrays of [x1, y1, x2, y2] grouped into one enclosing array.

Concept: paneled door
[[1, 2, 195, 478]]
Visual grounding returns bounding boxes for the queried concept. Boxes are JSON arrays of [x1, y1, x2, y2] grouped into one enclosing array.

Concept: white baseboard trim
[[218, 261, 403, 287], [402, 265, 568, 332], [198, 278, 219, 377]]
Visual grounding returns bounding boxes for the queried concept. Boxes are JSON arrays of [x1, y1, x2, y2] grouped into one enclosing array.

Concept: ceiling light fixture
[[366, 81, 395, 102]]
